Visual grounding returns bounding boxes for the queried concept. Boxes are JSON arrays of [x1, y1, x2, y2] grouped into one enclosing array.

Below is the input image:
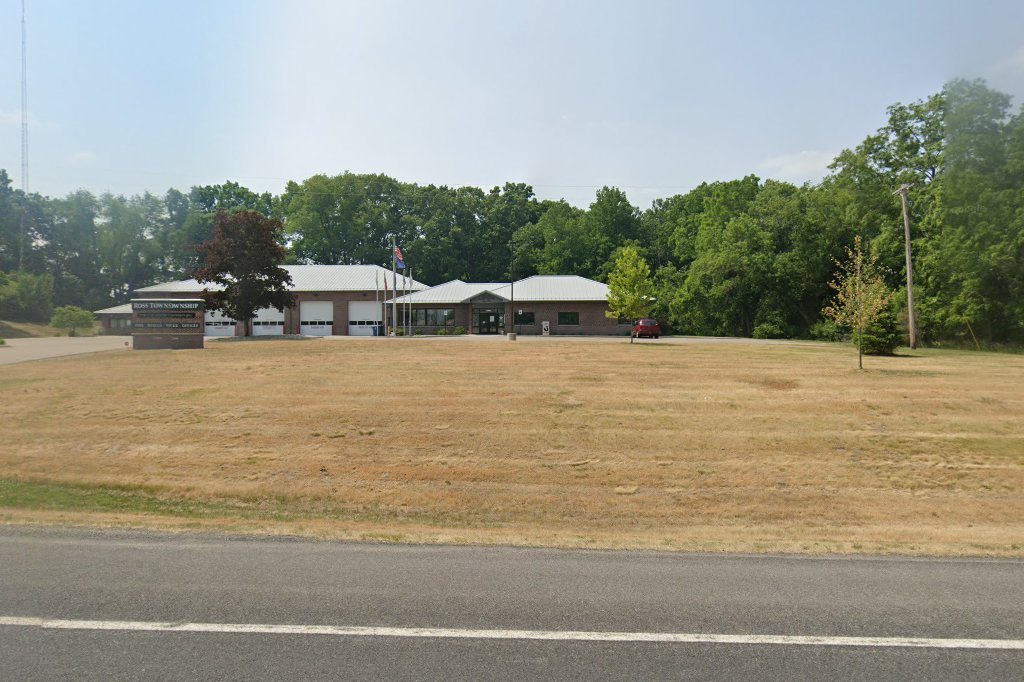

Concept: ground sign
[[131, 299, 205, 350]]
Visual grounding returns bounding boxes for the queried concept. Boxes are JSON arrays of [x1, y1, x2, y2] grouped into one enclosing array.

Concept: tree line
[[1, 78, 1021, 344]]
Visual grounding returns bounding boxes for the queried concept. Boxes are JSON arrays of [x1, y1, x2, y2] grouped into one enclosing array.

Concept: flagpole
[[375, 270, 380, 337], [391, 237, 398, 335]]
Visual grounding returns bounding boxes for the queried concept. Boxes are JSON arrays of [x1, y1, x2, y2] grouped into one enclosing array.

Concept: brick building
[[393, 275, 630, 336], [96, 267, 629, 337], [97, 265, 425, 337]]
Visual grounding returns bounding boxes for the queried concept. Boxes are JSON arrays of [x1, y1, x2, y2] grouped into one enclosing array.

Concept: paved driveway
[[0, 336, 131, 365]]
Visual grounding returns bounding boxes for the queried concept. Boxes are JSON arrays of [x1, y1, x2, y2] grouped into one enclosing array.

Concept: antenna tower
[[21, 0, 29, 192]]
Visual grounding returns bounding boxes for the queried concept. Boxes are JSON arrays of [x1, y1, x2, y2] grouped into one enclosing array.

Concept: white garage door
[[348, 301, 383, 337], [252, 307, 285, 336], [300, 301, 334, 336], [204, 310, 236, 337]]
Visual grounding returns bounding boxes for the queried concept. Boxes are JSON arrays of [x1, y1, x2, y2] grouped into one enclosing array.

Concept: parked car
[[632, 318, 661, 339]]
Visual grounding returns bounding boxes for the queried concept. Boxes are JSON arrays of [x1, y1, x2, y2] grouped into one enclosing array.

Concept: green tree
[[916, 79, 1023, 344], [163, 181, 275, 276], [0, 270, 55, 322], [824, 236, 895, 369], [194, 210, 295, 336], [605, 246, 656, 344], [482, 183, 542, 282], [280, 173, 414, 269], [46, 190, 102, 309], [50, 305, 96, 336]]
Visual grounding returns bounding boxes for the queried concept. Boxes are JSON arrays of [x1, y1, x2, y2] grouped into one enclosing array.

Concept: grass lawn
[[1, 336, 1022, 555], [0, 320, 59, 339], [0, 319, 103, 339]]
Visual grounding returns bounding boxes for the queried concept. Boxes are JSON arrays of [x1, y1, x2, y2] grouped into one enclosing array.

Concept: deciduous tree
[[605, 245, 656, 344], [824, 236, 895, 369], [194, 210, 295, 336], [50, 305, 95, 336]]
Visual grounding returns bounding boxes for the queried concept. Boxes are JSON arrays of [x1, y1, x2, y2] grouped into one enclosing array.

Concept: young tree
[[50, 305, 95, 336], [194, 210, 295, 336], [823, 236, 895, 369], [605, 245, 656, 344]]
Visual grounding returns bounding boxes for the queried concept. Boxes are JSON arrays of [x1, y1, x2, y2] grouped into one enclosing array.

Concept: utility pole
[[894, 184, 917, 349]]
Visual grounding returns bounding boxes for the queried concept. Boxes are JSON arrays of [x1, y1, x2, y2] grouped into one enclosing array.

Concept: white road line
[[1, 617, 1022, 650]]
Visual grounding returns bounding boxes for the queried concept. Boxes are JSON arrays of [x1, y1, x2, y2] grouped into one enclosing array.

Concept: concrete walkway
[[0, 336, 131, 365]]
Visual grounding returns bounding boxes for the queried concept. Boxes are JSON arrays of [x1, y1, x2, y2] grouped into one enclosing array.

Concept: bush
[[413, 329, 423, 336], [809, 319, 843, 342], [0, 271, 55, 322], [752, 323, 786, 339], [453, 326, 466, 336], [395, 328, 404, 336], [0, 338, 6, 346], [50, 306, 96, 337], [436, 328, 449, 335], [853, 308, 901, 355]]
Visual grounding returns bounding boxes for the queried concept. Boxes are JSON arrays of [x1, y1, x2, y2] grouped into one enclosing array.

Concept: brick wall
[[505, 301, 630, 336]]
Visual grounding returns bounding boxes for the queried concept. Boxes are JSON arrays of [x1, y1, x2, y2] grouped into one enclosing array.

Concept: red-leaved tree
[[194, 210, 295, 336]]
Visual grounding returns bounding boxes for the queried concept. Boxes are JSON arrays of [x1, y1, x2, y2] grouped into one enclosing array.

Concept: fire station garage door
[[300, 301, 334, 336], [348, 301, 382, 336], [204, 310, 236, 336], [252, 307, 285, 336]]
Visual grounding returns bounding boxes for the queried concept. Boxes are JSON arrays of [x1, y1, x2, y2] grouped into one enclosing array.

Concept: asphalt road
[[0, 527, 1021, 680]]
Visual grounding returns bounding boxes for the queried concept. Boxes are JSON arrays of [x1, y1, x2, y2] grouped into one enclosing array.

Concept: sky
[[1, 0, 1023, 208]]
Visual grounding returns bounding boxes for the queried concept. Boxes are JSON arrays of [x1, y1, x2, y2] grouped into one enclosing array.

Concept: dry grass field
[[1, 336, 1022, 556], [0, 320, 59, 339]]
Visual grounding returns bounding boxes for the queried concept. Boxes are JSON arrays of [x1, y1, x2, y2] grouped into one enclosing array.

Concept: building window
[[411, 308, 455, 326], [558, 312, 579, 326], [514, 311, 535, 325]]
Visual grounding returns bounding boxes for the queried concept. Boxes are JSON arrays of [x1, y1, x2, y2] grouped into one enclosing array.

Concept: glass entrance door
[[475, 310, 504, 334]]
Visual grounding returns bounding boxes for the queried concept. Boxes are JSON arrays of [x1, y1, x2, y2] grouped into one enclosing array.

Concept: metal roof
[[393, 275, 610, 304], [94, 303, 134, 315], [490, 275, 609, 302], [135, 265, 427, 294], [393, 280, 509, 304]]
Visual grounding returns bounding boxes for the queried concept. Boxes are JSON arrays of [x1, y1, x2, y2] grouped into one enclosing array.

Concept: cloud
[[993, 46, 1024, 74], [67, 151, 97, 164], [757, 150, 836, 184]]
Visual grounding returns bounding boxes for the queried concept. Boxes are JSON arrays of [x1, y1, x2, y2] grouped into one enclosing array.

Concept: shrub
[[853, 308, 901, 355], [809, 319, 843, 342], [50, 306, 96, 337], [453, 326, 466, 336], [413, 329, 423, 336], [436, 328, 449, 335], [0, 338, 5, 346], [752, 323, 786, 339], [395, 328, 404, 336]]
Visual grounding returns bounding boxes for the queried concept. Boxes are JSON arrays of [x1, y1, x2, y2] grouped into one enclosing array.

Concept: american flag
[[394, 246, 405, 269]]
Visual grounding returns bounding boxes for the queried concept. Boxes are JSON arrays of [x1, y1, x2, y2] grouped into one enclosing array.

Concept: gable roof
[[490, 275, 609, 302], [135, 264, 427, 294], [94, 303, 134, 315], [393, 275, 609, 304], [393, 280, 509, 304]]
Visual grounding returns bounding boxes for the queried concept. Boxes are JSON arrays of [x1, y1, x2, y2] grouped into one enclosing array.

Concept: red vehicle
[[632, 318, 661, 339]]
